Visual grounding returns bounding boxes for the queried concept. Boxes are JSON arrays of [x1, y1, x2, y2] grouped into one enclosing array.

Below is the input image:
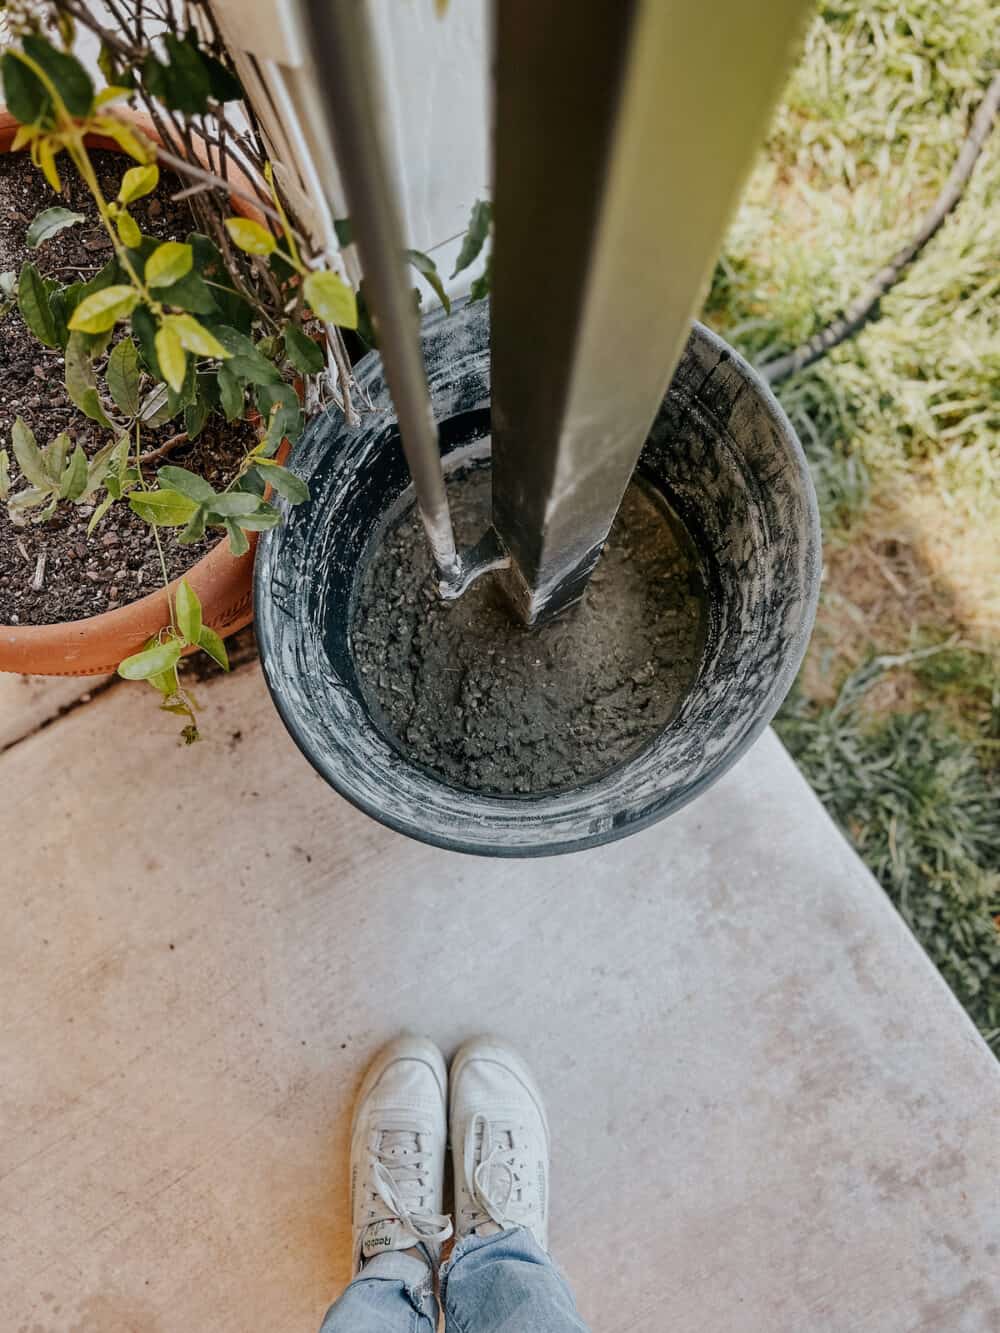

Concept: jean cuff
[[439, 1224, 548, 1306], [353, 1247, 437, 1312]]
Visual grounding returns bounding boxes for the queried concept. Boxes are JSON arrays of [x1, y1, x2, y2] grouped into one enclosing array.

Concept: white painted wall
[[208, 0, 491, 300]]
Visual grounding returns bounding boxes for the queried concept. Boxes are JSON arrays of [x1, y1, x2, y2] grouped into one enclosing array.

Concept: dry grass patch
[[802, 457, 999, 713]]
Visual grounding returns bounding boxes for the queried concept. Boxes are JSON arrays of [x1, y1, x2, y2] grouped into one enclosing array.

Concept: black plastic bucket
[[254, 300, 820, 856]]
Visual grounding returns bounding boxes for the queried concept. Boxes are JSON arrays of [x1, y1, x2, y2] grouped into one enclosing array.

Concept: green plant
[[1, 416, 119, 519], [0, 4, 370, 734], [118, 576, 228, 742], [454, 198, 493, 302]]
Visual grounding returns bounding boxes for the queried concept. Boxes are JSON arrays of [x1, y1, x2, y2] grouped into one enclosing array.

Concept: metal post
[[296, 0, 460, 582], [490, 0, 811, 624]]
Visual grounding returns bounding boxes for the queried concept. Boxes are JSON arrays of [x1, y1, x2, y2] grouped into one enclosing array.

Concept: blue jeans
[[319, 1227, 591, 1332]]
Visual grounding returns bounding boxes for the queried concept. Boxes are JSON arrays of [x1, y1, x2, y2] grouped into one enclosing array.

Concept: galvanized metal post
[[296, 0, 461, 583], [490, 0, 811, 624]]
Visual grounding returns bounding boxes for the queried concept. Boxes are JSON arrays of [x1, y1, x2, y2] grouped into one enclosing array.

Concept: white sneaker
[[450, 1037, 551, 1250], [350, 1036, 453, 1274]]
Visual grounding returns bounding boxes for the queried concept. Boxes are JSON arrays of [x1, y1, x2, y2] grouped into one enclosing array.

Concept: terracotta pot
[[0, 107, 270, 675]]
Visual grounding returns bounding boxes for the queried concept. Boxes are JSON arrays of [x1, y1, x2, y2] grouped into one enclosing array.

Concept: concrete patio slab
[[0, 672, 112, 751], [0, 663, 997, 1333]]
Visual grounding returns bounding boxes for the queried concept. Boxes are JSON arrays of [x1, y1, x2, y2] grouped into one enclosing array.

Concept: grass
[[779, 657, 999, 1051], [704, 0, 999, 1050]]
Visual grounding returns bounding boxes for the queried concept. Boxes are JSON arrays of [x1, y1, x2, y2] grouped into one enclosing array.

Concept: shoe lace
[[462, 1112, 536, 1232], [367, 1130, 453, 1245]]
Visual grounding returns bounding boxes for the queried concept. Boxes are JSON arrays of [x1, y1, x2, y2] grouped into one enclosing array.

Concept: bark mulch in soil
[[0, 147, 256, 626], [352, 466, 707, 795]]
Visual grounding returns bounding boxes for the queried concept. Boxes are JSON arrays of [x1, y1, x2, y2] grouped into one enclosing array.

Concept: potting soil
[[0, 149, 256, 626]]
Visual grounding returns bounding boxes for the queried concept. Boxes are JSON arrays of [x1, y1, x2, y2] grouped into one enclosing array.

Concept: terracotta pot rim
[[0, 105, 269, 676]]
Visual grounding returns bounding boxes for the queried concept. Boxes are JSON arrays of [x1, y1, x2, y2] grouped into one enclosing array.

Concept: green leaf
[[231, 504, 281, 531], [165, 357, 197, 415], [44, 289, 71, 351], [65, 333, 113, 428], [283, 325, 325, 375], [129, 488, 199, 526], [224, 520, 250, 556], [157, 465, 216, 503], [469, 253, 492, 302], [184, 395, 210, 441], [118, 163, 159, 205], [270, 250, 298, 285], [175, 578, 202, 645], [225, 217, 277, 256], [97, 41, 135, 91], [116, 210, 142, 249], [255, 379, 298, 416], [45, 432, 70, 483], [117, 638, 183, 680], [262, 402, 302, 455], [106, 337, 141, 417], [206, 492, 261, 518], [355, 282, 376, 348], [119, 235, 159, 280], [11, 418, 48, 488], [146, 241, 193, 289], [177, 504, 207, 545], [26, 207, 86, 249], [239, 468, 266, 498], [165, 30, 212, 107], [210, 325, 281, 385], [68, 285, 139, 334], [166, 313, 229, 359], [189, 232, 225, 276], [84, 436, 123, 494], [304, 270, 358, 328], [159, 269, 218, 315], [54, 258, 123, 352], [1, 51, 52, 125], [7, 486, 49, 513], [333, 217, 353, 248], [71, 256, 123, 303], [197, 625, 230, 670], [149, 664, 181, 697], [407, 249, 450, 314], [94, 86, 132, 109], [255, 461, 309, 504], [0, 450, 9, 501], [92, 115, 151, 164], [155, 323, 187, 394], [17, 261, 59, 347], [59, 445, 88, 501], [22, 35, 94, 117], [37, 140, 62, 192], [87, 493, 115, 535], [217, 364, 244, 421], [202, 50, 242, 103], [452, 199, 492, 277], [131, 303, 161, 377], [143, 32, 212, 116], [103, 437, 131, 500], [138, 384, 170, 427]]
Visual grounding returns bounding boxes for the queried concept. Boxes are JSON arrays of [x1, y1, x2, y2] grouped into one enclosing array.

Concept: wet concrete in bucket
[[351, 466, 706, 795]]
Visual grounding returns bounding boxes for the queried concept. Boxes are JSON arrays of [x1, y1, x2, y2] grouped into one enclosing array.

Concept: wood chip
[[31, 553, 46, 592]]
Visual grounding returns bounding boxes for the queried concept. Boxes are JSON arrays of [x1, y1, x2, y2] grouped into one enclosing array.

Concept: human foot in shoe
[[350, 1036, 453, 1274], [450, 1037, 551, 1249]]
